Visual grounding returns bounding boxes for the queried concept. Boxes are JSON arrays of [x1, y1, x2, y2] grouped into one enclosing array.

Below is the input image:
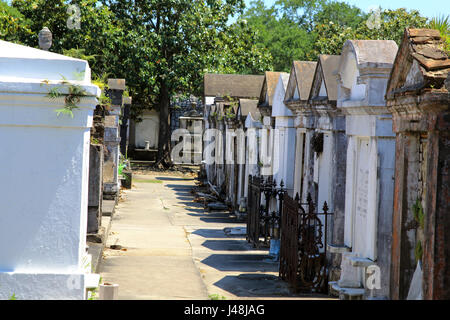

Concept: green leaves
[[0, 0, 32, 42], [44, 79, 87, 118], [412, 198, 425, 230], [243, 1, 430, 71], [428, 15, 450, 53], [312, 8, 428, 57]]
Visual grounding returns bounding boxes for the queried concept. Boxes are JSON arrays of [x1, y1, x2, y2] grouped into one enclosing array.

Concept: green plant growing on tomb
[[415, 239, 423, 262], [8, 293, 17, 300], [225, 106, 236, 120], [412, 198, 425, 230], [91, 137, 101, 145], [92, 73, 112, 109], [428, 15, 450, 54], [54, 84, 87, 118], [43, 77, 88, 118], [412, 198, 425, 262]]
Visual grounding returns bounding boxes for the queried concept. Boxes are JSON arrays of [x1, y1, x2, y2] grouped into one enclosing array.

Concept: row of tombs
[[199, 28, 450, 300]]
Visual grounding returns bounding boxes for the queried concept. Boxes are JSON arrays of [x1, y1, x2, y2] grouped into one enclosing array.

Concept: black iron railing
[[279, 193, 333, 293], [247, 175, 286, 248]]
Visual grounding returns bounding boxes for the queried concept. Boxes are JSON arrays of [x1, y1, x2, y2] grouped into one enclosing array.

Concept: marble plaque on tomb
[[353, 139, 374, 258]]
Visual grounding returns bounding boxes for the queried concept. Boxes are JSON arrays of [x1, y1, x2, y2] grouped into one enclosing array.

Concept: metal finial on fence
[[322, 201, 329, 213], [295, 192, 300, 202]]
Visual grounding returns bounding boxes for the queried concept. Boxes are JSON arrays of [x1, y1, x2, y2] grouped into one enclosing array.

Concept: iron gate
[[279, 193, 332, 293], [247, 175, 285, 248], [247, 175, 262, 247]]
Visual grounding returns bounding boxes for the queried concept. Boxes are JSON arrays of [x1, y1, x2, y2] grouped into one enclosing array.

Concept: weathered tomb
[[176, 110, 204, 165], [284, 61, 318, 202], [120, 96, 132, 157], [202, 74, 264, 196], [257, 71, 285, 223], [88, 144, 104, 234], [386, 28, 450, 300], [234, 99, 260, 217], [203, 73, 264, 190], [308, 54, 346, 282], [103, 79, 125, 201], [331, 40, 398, 299], [257, 71, 285, 178], [271, 73, 295, 196], [243, 106, 263, 216], [0, 40, 100, 299]]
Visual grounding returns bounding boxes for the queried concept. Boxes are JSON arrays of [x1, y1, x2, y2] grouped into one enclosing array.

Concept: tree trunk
[[156, 79, 172, 168]]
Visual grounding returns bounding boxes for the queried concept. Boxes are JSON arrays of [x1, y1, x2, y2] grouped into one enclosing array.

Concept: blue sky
[[244, 0, 448, 19]]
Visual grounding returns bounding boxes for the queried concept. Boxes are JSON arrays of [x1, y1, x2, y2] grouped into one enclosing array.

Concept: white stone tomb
[[0, 40, 100, 299]]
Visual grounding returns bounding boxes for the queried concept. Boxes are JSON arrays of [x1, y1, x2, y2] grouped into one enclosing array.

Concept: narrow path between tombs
[[99, 171, 332, 300]]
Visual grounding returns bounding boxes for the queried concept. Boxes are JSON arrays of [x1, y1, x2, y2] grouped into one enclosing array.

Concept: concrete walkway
[[99, 171, 332, 300]]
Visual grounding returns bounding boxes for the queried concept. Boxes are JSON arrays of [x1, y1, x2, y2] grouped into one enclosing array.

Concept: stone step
[[327, 244, 351, 254], [330, 282, 365, 300], [349, 256, 374, 268]]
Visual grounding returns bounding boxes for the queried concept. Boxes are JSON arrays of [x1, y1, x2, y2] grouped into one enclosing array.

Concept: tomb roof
[[0, 40, 92, 84], [342, 40, 398, 70], [258, 71, 284, 107], [284, 61, 317, 103], [309, 55, 341, 102], [386, 28, 450, 99], [203, 73, 264, 99]]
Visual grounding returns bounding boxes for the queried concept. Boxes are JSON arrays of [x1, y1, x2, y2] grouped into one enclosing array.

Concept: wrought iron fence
[[279, 193, 333, 293], [247, 175, 286, 248], [247, 175, 262, 247]]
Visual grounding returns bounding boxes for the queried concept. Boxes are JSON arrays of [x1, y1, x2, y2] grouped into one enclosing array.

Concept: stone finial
[[38, 27, 52, 51]]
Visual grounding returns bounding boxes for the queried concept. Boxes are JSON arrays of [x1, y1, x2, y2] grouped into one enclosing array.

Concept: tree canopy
[[242, 0, 430, 71], [1, 0, 273, 163], [0, 0, 446, 164]]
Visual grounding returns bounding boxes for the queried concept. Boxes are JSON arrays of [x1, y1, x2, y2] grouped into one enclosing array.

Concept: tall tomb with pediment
[[330, 40, 398, 299]]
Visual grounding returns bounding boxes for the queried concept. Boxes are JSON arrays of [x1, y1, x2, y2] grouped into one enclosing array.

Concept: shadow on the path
[[192, 229, 230, 239], [212, 274, 290, 298], [201, 239, 250, 251], [156, 176, 195, 181], [212, 274, 330, 298], [164, 183, 193, 190], [163, 183, 237, 218], [201, 253, 279, 273]]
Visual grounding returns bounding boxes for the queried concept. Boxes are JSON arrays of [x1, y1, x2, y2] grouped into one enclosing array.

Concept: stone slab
[[350, 257, 374, 268], [328, 244, 351, 254], [102, 200, 116, 217]]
